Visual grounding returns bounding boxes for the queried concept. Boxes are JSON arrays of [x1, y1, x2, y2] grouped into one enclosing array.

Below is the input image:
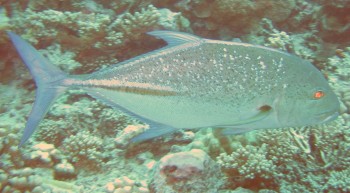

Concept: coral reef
[[175, 0, 297, 38], [35, 95, 133, 147], [9, 4, 162, 71], [215, 117, 350, 191], [1, 0, 350, 192], [0, 119, 81, 192]]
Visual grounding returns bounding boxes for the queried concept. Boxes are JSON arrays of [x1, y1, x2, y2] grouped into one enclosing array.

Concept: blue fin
[[147, 31, 203, 47], [83, 87, 178, 142], [8, 32, 68, 146]]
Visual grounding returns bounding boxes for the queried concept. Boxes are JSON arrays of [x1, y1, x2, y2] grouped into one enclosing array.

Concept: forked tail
[[8, 32, 68, 146]]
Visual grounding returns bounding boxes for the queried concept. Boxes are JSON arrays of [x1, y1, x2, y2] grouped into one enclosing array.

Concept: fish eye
[[313, 90, 325, 99]]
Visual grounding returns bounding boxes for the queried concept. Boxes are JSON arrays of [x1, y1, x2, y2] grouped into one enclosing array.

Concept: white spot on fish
[[259, 61, 266, 69], [229, 55, 234, 60]]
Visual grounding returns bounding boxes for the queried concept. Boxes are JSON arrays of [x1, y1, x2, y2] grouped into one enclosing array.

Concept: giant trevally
[[7, 31, 340, 146]]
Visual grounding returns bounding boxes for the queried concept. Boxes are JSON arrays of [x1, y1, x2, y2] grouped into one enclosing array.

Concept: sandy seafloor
[[0, 0, 350, 192]]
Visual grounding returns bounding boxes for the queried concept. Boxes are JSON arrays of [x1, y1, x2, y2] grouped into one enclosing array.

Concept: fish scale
[[7, 30, 340, 146]]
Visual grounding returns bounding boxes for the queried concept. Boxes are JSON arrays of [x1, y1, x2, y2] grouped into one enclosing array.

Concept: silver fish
[[8, 31, 340, 146]]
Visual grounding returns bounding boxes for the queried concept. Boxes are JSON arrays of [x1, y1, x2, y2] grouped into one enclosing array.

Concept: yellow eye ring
[[313, 90, 325, 99]]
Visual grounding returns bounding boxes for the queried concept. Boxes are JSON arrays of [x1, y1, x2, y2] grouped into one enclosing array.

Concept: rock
[[151, 149, 224, 193]]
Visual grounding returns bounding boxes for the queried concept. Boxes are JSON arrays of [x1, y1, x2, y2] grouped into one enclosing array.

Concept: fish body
[[8, 31, 340, 146]]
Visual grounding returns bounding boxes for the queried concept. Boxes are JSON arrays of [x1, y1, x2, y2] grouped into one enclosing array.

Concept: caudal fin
[[8, 32, 68, 146]]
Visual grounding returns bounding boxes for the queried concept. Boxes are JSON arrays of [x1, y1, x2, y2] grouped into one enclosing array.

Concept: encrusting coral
[[105, 176, 149, 193], [151, 149, 225, 193]]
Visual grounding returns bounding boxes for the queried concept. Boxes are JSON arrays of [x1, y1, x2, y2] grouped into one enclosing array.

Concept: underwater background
[[0, 0, 349, 192]]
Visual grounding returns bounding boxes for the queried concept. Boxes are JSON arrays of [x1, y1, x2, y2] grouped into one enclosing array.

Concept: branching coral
[[39, 44, 82, 73], [326, 47, 350, 125], [327, 47, 350, 81], [265, 31, 292, 51], [325, 168, 350, 192], [109, 5, 160, 39], [60, 130, 104, 169], [217, 143, 276, 188], [245, 18, 322, 61]]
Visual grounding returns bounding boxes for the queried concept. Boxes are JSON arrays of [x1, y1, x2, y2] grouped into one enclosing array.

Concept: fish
[[7, 30, 340, 146]]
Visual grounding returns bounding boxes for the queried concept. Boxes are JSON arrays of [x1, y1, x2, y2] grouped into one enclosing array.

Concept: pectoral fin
[[215, 105, 272, 134]]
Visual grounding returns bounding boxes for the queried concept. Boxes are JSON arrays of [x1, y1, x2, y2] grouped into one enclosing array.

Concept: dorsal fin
[[147, 31, 202, 47]]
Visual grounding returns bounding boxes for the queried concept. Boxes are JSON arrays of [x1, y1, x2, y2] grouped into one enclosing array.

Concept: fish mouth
[[315, 111, 339, 124]]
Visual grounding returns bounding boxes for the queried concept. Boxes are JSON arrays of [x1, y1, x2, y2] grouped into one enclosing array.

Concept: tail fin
[[8, 32, 68, 146]]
